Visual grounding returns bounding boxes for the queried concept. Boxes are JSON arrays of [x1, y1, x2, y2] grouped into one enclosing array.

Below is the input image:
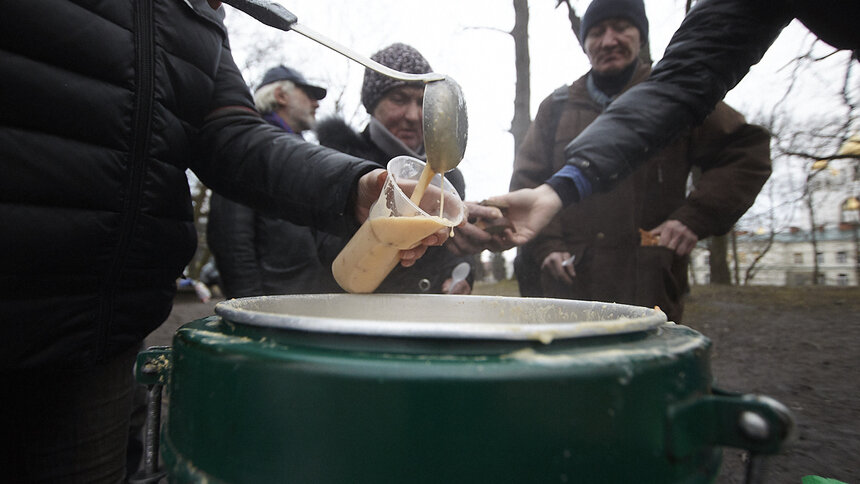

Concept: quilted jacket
[[0, 0, 376, 368]]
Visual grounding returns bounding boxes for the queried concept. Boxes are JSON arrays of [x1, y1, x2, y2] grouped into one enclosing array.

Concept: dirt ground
[[147, 285, 860, 483]]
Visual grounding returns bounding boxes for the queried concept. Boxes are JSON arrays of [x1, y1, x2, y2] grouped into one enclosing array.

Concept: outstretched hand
[[355, 169, 450, 267], [446, 202, 508, 255], [483, 184, 563, 249]]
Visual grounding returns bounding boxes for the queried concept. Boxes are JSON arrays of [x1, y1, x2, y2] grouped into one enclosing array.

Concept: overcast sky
[[223, 0, 855, 225]]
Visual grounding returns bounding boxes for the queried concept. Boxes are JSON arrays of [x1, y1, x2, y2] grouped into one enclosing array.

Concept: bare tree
[[735, 176, 798, 285], [763, 48, 858, 285], [510, 0, 532, 154]]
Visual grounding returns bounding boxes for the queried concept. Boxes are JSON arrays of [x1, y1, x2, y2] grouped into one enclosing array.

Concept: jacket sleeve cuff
[[545, 164, 592, 207]]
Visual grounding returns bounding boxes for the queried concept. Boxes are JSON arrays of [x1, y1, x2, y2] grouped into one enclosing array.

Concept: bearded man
[[509, 0, 772, 321]]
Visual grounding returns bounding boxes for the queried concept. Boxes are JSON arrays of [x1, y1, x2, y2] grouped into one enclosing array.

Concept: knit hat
[[256, 65, 327, 100], [579, 0, 649, 46], [361, 43, 432, 113]]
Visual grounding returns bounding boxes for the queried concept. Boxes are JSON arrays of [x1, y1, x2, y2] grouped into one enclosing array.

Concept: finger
[[503, 228, 533, 248], [399, 244, 428, 267], [457, 222, 494, 242], [451, 280, 471, 295], [467, 203, 504, 222], [678, 237, 697, 257], [665, 237, 680, 253], [441, 278, 452, 293], [375, 170, 388, 191], [419, 229, 448, 247], [552, 260, 574, 284], [445, 236, 482, 256], [557, 271, 574, 285]]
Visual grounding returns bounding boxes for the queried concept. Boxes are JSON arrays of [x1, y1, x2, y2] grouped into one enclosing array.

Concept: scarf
[[586, 59, 638, 109], [368, 117, 426, 161]]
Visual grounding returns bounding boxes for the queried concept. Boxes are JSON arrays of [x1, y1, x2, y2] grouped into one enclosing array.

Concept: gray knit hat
[[579, 0, 649, 47], [361, 43, 432, 113]]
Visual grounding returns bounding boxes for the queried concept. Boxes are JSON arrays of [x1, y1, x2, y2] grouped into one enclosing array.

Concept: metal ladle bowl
[[423, 77, 468, 174]]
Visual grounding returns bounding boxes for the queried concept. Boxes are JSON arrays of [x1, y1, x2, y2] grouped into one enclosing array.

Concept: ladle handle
[[290, 24, 444, 83], [221, 0, 297, 31], [221, 0, 444, 83]]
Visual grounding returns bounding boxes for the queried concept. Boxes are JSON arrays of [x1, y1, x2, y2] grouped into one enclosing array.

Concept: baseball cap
[[257, 65, 327, 100]]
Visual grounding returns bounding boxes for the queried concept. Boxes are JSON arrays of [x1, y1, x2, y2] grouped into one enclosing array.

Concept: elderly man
[[508, 0, 772, 321], [208, 65, 340, 297], [316, 43, 474, 295], [489, 0, 856, 254]]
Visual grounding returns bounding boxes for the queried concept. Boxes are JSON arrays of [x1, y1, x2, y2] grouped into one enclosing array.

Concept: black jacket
[[0, 0, 376, 368], [316, 118, 472, 294], [564, 0, 859, 194], [207, 124, 340, 298], [207, 193, 341, 298]]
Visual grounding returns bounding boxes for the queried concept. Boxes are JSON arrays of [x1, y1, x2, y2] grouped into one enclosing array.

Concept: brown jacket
[[510, 64, 771, 321]]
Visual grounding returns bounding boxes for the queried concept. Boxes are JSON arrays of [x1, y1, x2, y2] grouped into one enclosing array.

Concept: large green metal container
[[137, 294, 793, 483]]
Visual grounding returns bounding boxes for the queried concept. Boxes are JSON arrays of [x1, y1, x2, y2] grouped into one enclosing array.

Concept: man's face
[[584, 18, 641, 75], [278, 85, 319, 132], [372, 85, 424, 151]]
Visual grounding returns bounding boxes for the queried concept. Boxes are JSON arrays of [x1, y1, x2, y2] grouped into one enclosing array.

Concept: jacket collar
[[179, 0, 228, 36], [568, 62, 652, 108]]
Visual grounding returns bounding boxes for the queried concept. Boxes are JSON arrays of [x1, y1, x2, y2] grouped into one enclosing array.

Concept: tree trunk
[[510, 0, 531, 155], [808, 210, 821, 285], [731, 229, 740, 285], [709, 235, 731, 285], [854, 223, 860, 286]]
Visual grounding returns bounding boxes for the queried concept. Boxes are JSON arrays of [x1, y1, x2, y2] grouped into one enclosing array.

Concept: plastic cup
[[332, 156, 465, 293]]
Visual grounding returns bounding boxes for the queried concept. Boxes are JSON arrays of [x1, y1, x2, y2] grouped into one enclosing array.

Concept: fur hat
[[361, 43, 432, 113], [580, 0, 649, 46]]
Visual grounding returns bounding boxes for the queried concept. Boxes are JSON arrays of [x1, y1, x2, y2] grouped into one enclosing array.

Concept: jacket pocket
[[635, 246, 684, 321]]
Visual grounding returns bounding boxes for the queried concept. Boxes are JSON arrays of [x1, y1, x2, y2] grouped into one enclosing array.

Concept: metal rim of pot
[[213, 293, 669, 342]]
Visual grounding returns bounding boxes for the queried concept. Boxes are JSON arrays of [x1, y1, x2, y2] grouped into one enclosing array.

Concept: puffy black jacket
[[565, 0, 859, 193], [0, 0, 376, 368], [207, 192, 343, 297]]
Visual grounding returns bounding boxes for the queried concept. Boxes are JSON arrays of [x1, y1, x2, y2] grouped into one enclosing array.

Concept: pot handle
[[666, 387, 795, 458], [135, 346, 172, 385], [129, 346, 172, 484]]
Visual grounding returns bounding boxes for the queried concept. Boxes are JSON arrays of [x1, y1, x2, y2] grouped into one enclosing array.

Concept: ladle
[[423, 77, 468, 174], [221, 0, 468, 172], [221, 0, 442, 82]]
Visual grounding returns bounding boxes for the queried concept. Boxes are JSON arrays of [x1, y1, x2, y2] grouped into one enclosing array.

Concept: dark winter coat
[[207, 128, 340, 298], [511, 64, 772, 321], [0, 0, 376, 368], [316, 118, 472, 294], [207, 194, 341, 297], [564, 0, 858, 195]]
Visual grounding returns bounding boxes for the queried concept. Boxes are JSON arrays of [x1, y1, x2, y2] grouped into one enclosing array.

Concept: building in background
[[690, 220, 859, 287]]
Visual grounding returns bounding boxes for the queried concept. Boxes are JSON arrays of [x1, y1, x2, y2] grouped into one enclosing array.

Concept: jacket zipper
[[96, 0, 155, 360]]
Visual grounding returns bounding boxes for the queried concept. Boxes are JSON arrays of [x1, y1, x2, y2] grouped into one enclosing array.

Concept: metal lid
[[214, 294, 667, 343]]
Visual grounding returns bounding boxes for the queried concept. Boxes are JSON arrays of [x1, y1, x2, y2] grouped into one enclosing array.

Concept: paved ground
[[146, 285, 860, 483]]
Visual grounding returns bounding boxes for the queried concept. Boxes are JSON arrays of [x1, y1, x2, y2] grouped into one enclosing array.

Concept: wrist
[[535, 184, 563, 211], [545, 164, 592, 207]]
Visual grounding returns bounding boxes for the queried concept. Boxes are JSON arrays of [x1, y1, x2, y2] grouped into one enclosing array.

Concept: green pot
[[137, 294, 793, 484]]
